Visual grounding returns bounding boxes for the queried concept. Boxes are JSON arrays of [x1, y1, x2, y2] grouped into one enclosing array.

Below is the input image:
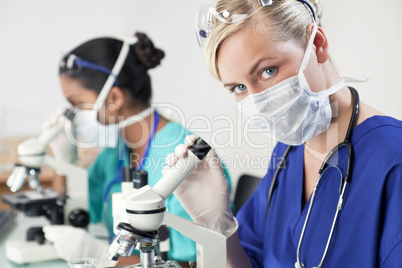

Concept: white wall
[[0, 0, 401, 188], [321, 0, 402, 119]]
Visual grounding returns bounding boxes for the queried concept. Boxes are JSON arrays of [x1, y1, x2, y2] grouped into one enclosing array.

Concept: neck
[[121, 113, 153, 152], [119, 110, 168, 164], [304, 59, 354, 158], [305, 86, 354, 160]]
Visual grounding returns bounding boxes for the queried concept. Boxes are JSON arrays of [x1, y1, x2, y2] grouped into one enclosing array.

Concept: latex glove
[[163, 135, 238, 237], [42, 107, 78, 164], [43, 225, 117, 267]]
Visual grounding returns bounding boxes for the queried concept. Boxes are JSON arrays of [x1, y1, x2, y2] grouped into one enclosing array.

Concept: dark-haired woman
[[42, 32, 233, 267]]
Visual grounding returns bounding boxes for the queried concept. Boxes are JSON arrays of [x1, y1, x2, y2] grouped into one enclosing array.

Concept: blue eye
[[233, 84, 247, 94], [261, 67, 276, 80]]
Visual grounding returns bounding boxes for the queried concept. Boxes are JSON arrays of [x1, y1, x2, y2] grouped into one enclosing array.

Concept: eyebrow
[[223, 82, 238, 88], [249, 57, 276, 75], [223, 56, 277, 87]]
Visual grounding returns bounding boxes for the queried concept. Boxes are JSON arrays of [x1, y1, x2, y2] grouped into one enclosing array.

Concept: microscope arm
[[7, 108, 88, 216], [7, 110, 74, 192], [163, 212, 227, 268], [43, 155, 88, 211], [36, 115, 65, 148]]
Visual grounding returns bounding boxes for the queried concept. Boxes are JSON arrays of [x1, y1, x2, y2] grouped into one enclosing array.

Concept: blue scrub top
[[236, 116, 402, 267]]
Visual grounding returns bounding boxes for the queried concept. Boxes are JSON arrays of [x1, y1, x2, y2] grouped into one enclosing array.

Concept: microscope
[[2, 108, 89, 264], [112, 167, 171, 263], [106, 138, 228, 267]]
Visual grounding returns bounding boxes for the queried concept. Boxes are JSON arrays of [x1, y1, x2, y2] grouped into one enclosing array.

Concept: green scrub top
[[87, 121, 233, 262]]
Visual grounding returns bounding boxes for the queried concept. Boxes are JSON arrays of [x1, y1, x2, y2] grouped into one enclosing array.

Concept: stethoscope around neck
[[265, 87, 359, 268]]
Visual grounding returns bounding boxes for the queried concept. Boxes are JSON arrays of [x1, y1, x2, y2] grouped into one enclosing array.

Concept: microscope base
[[5, 239, 59, 264], [130, 260, 181, 267]]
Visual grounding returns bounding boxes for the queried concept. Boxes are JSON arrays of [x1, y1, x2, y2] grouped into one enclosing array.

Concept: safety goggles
[[60, 54, 119, 86], [195, 0, 316, 47], [60, 36, 137, 111]]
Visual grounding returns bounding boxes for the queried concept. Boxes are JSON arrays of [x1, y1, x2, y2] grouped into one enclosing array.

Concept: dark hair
[[59, 32, 165, 105]]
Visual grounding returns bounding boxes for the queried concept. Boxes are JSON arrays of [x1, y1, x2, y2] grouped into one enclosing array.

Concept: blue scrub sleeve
[[380, 164, 402, 267], [237, 173, 270, 268]]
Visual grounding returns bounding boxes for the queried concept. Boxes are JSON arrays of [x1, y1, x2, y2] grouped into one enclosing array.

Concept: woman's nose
[[235, 85, 265, 101], [248, 84, 267, 95]]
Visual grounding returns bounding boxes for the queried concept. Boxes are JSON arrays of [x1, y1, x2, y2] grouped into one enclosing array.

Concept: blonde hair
[[205, 0, 322, 80]]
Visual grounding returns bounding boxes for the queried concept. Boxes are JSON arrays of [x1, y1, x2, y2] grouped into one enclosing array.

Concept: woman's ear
[[106, 86, 125, 112], [308, 23, 329, 64]]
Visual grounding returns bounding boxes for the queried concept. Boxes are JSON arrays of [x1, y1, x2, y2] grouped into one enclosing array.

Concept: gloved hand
[[42, 107, 78, 165], [43, 225, 117, 267], [163, 135, 238, 237]]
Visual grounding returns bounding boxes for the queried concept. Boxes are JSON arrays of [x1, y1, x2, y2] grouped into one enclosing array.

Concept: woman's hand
[[164, 135, 252, 267], [43, 107, 78, 165], [43, 225, 117, 267], [163, 135, 237, 237]]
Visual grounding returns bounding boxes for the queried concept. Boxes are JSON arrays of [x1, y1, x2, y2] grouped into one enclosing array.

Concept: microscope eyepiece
[[188, 137, 211, 160], [133, 169, 148, 189]]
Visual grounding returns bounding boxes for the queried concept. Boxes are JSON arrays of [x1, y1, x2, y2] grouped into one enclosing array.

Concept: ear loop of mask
[[298, 23, 318, 74], [118, 107, 153, 130], [298, 23, 349, 98]]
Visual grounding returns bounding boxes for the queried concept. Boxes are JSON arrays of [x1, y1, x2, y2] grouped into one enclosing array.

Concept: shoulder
[[379, 163, 402, 266], [92, 146, 119, 164], [88, 146, 119, 174], [354, 115, 402, 142], [153, 121, 193, 147], [160, 121, 193, 136], [353, 115, 402, 163]]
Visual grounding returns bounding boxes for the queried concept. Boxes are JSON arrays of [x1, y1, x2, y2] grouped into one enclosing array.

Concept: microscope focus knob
[[68, 209, 90, 228], [27, 227, 46, 245]]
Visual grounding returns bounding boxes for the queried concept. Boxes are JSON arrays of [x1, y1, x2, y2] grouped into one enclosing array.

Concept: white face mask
[[73, 109, 119, 149], [237, 23, 345, 146]]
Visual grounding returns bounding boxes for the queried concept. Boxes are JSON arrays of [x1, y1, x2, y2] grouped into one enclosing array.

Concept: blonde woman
[[166, 0, 402, 267]]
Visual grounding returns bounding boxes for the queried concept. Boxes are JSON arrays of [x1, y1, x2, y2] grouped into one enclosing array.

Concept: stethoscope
[[265, 87, 359, 268]]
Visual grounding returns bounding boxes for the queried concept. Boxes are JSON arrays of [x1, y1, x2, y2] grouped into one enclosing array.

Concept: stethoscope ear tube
[[344, 87, 360, 142], [265, 145, 292, 218]]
